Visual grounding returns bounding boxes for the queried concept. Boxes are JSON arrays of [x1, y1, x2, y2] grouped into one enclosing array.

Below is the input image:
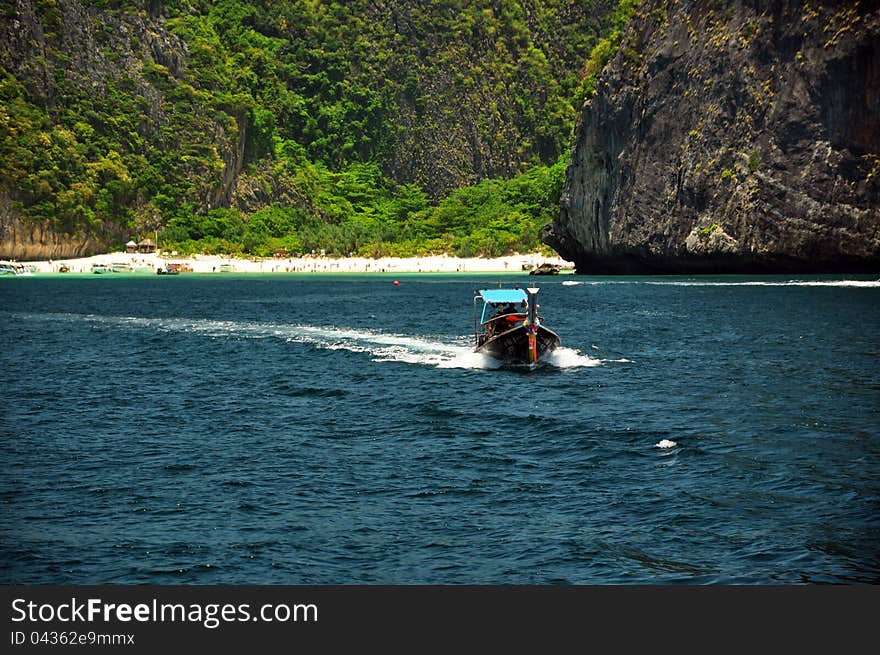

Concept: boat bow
[[473, 286, 560, 369]]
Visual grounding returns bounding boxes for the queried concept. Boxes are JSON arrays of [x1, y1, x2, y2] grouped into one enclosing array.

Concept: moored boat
[[91, 263, 113, 274], [0, 260, 26, 276], [473, 286, 560, 369]]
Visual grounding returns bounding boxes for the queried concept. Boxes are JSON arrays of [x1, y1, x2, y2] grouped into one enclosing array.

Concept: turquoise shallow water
[[1, 273, 878, 583]]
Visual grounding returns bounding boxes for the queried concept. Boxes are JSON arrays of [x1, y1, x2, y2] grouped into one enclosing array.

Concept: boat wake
[[645, 280, 880, 287], [438, 346, 602, 370], [545, 347, 604, 368], [14, 312, 607, 370], [112, 315, 472, 366], [560, 279, 880, 288]]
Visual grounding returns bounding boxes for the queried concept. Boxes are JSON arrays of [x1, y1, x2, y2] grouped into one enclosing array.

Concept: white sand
[[23, 251, 574, 274]]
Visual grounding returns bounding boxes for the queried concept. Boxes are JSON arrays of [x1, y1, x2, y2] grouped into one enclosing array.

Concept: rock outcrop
[[1, 0, 614, 260], [0, 196, 123, 260], [0, 0, 249, 259], [544, 0, 880, 273]]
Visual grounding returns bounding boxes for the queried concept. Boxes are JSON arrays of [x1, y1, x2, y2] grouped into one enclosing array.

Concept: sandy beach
[[21, 251, 574, 275]]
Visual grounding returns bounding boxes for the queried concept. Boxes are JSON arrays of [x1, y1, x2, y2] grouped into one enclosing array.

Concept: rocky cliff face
[[1, 1, 611, 260], [0, 0, 248, 259], [0, 202, 118, 260], [544, 0, 880, 273]]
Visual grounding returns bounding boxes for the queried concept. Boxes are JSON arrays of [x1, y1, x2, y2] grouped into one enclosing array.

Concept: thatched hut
[[125, 240, 138, 253], [137, 238, 156, 253]]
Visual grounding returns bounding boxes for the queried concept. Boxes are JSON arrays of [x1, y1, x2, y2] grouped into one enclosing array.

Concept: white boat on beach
[[0, 261, 31, 276]]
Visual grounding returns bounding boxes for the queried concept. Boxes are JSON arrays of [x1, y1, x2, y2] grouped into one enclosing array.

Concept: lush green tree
[[0, 0, 628, 256]]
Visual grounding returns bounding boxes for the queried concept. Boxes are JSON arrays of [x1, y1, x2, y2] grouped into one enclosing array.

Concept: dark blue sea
[[1, 273, 878, 584]]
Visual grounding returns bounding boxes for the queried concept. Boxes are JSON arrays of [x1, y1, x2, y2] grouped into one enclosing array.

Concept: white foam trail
[[643, 280, 880, 287], [437, 351, 504, 369], [656, 439, 677, 449], [173, 319, 470, 366], [562, 280, 582, 286], [779, 280, 880, 287], [15, 312, 620, 371], [544, 347, 603, 368], [553, 279, 880, 287], [31, 313, 494, 368]]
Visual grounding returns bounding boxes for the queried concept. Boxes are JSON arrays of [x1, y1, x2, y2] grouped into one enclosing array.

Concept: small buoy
[[656, 439, 677, 449], [393, 280, 400, 286]]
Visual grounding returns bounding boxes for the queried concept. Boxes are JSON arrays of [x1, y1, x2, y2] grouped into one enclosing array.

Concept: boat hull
[[475, 324, 560, 368]]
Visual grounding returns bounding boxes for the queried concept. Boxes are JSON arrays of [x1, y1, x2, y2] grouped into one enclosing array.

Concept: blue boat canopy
[[478, 289, 527, 305]]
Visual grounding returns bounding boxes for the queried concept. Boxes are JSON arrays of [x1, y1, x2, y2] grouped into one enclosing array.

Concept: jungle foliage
[[0, 0, 629, 257]]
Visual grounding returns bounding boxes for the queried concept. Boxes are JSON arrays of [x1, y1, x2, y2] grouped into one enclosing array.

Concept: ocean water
[[1, 273, 878, 584]]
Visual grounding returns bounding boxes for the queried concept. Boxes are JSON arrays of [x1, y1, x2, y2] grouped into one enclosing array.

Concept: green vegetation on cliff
[[573, 0, 639, 107], [162, 154, 567, 257], [0, 0, 619, 257]]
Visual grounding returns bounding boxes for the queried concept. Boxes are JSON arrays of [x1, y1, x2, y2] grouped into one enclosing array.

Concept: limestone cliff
[[0, 0, 246, 260], [0, 201, 118, 260], [1, 0, 613, 260], [544, 0, 880, 273]]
